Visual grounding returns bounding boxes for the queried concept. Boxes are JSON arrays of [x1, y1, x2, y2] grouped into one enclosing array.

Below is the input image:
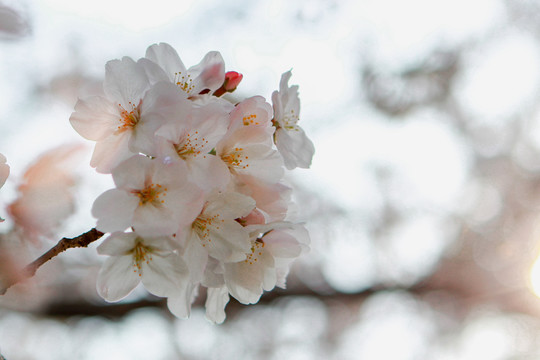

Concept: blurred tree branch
[[0, 228, 104, 295]]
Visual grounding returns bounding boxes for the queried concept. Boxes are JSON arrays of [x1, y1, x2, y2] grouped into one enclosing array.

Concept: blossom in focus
[[70, 57, 175, 173], [97, 231, 189, 302], [143, 43, 225, 97], [223, 222, 310, 304], [69, 43, 313, 323], [92, 155, 204, 237], [272, 71, 315, 169], [7, 145, 82, 243], [154, 91, 230, 192]]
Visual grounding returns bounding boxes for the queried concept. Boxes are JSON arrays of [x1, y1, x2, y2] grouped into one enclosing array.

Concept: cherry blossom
[[154, 93, 231, 191], [65, 42, 313, 323], [272, 71, 315, 170], [97, 231, 189, 302], [223, 222, 310, 305], [143, 42, 225, 97], [70, 58, 178, 173], [92, 155, 204, 237]]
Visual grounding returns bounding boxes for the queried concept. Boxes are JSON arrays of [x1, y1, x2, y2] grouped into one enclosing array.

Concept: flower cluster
[[70, 43, 313, 323]]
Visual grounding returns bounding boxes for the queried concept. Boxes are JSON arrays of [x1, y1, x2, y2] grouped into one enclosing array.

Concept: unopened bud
[[214, 71, 243, 97]]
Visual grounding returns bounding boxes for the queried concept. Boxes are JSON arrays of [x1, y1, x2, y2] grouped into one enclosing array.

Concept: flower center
[[243, 114, 259, 126], [282, 109, 299, 130], [131, 241, 153, 276], [174, 72, 195, 94], [174, 131, 208, 160], [244, 240, 264, 265], [116, 101, 141, 133], [193, 212, 224, 247], [133, 183, 167, 206], [221, 147, 249, 170]]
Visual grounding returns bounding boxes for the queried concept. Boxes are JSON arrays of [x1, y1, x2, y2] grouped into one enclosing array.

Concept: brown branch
[[0, 228, 104, 295]]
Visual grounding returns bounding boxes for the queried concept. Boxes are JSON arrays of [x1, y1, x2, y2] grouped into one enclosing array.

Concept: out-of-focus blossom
[[97, 231, 189, 302], [0, 153, 8, 190], [0, 3, 30, 40], [7, 144, 83, 244], [272, 71, 315, 169]]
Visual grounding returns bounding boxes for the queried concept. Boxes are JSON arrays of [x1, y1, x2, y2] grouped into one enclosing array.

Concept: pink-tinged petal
[[189, 51, 225, 93], [97, 232, 138, 256], [275, 127, 315, 169], [235, 174, 291, 221], [97, 256, 140, 302], [104, 57, 149, 109], [229, 96, 273, 131], [92, 189, 138, 233], [263, 230, 302, 258], [205, 286, 230, 324], [132, 203, 177, 236], [69, 96, 120, 141], [142, 252, 189, 297], [90, 131, 134, 174], [187, 155, 230, 192], [145, 43, 186, 83]]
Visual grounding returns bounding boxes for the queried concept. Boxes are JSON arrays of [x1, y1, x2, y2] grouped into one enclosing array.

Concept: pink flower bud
[[224, 71, 243, 91]]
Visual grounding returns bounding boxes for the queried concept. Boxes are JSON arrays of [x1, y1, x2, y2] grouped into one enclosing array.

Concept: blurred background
[[3, 0, 540, 359]]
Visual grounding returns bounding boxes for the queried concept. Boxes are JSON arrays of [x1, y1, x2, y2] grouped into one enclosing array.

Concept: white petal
[[69, 96, 119, 141], [97, 256, 140, 302], [104, 57, 149, 109], [167, 282, 198, 318], [132, 203, 177, 236], [275, 127, 315, 170], [97, 232, 138, 256], [92, 189, 138, 233], [205, 286, 230, 324], [145, 43, 186, 83], [90, 131, 134, 174], [142, 252, 189, 297]]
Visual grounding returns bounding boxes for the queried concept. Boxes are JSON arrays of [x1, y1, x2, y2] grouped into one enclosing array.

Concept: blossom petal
[[275, 127, 315, 170], [145, 43, 186, 83], [142, 252, 189, 297], [205, 286, 230, 324], [92, 189, 138, 233], [97, 232, 138, 256], [97, 256, 140, 302], [104, 57, 150, 109], [69, 96, 119, 141]]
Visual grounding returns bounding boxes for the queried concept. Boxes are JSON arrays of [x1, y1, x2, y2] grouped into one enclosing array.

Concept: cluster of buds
[[69, 43, 314, 322]]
